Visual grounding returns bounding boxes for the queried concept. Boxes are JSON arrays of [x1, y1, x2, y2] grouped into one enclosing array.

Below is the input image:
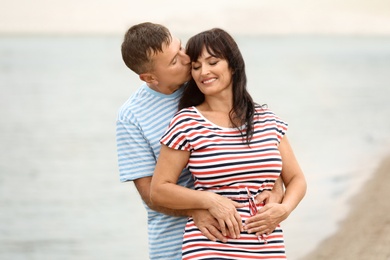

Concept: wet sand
[[300, 155, 390, 260]]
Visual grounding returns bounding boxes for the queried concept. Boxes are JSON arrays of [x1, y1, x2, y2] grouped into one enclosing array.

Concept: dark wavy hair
[[179, 28, 255, 144]]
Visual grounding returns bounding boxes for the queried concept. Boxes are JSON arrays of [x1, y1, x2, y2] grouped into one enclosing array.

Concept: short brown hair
[[121, 22, 172, 75]]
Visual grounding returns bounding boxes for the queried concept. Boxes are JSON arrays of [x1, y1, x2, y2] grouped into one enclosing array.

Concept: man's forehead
[[165, 36, 180, 51], [152, 37, 180, 63]]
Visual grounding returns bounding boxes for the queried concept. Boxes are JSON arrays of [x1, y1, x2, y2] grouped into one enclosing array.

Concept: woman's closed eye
[[191, 62, 201, 70], [192, 60, 219, 70]]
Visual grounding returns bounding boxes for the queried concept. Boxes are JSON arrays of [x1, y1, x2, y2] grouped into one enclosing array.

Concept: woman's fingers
[[224, 211, 244, 239], [246, 221, 269, 235], [208, 195, 245, 239], [213, 212, 242, 239], [232, 201, 245, 208]]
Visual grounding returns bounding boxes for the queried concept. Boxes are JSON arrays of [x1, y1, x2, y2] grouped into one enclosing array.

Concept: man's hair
[[121, 22, 172, 75]]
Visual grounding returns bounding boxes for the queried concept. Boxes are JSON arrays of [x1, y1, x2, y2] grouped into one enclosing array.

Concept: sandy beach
[[300, 155, 390, 260]]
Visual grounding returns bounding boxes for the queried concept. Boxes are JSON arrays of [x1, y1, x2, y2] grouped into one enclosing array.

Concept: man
[[116, 22, 284, 260]]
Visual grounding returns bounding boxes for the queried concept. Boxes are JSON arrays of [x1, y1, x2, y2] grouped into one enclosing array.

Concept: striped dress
[[160, 105, 288, 260]]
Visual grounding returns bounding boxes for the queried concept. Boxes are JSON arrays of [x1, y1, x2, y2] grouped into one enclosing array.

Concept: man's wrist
[[185, 209, 195, 217]]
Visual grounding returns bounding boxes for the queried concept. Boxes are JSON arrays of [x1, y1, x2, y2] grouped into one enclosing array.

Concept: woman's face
[[191, 47, 233, 97]]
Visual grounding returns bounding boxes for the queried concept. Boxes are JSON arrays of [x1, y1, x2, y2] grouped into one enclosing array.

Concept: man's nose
[[179, 49, 190, 64]]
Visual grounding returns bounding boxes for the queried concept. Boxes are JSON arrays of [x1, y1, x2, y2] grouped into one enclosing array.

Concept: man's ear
[[139, 73, 156, 84]]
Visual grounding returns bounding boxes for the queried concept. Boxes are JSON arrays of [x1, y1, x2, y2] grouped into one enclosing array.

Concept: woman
[[150, 28, 307, 259]]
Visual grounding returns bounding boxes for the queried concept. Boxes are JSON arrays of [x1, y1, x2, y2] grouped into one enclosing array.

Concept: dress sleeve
[[256, 106, 288, 145], [160, 110, 193, 151], [274, 113, 288, 144]]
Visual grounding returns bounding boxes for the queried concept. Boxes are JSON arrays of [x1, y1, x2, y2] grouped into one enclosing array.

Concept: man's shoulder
[[116, 84, 152, 121]]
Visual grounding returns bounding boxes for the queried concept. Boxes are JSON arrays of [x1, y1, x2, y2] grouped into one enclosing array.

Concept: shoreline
[[300, 155, 390, 259]]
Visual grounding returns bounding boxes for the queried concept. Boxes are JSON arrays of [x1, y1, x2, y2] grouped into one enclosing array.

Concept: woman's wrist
[[201, 191, 219, 210]]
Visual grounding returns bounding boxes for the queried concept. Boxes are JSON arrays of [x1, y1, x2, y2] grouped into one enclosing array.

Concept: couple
[[116, 22, 306, 260]]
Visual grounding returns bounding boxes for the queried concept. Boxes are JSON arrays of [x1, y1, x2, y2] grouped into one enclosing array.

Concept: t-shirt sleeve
[[160, 112, 192, 151], [116, 119, 156, 182], [273, 113, 288, 144]]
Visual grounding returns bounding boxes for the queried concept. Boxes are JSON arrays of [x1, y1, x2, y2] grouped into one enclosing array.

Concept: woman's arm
[[278, 135, 307, 215], [135, 177, 227, 242], [245, 135, 306, 236], [150, 144, 243, 238]]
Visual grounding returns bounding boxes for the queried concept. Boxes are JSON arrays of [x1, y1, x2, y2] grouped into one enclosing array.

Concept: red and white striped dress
[[160, 105, 288, 260]]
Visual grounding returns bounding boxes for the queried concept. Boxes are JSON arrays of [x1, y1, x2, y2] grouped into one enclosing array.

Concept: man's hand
[[191, 210, 228, 243], [206, 194, 244, 239], [255, 189, 283, 205]]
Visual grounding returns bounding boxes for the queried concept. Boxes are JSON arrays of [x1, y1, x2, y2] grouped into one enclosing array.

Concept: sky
[[1, 0, 390, 35]]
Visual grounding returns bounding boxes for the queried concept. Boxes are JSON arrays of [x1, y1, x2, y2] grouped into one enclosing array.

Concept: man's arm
[[117, 118, 226, 241], [134, 176, 227, 242]]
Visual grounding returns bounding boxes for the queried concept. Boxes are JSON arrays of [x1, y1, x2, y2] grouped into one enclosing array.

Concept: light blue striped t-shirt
[[116, 83, 193, 260]]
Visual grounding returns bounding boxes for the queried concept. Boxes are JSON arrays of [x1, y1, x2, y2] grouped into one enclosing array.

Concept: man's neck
[[147, 83, 181, 95]]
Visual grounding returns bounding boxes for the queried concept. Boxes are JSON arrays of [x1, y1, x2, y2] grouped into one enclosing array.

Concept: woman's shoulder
[[254, 104, 284, 122], [254, 104, 288, 130], [254, 104, 274, 115], [169, 106, 198, 125], [175, 106, 197, 117]]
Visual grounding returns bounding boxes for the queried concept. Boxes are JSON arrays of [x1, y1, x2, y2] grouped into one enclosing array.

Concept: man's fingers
[[255, 190, 271, 204], [218, 219, 227, 237], [224, 219, 234, 238], [256, 204, 271, 214], [199, 227, 217, 242], [206, 225, 228, 243], [235, 212, 243, 232], [227, 215, 243, 239]]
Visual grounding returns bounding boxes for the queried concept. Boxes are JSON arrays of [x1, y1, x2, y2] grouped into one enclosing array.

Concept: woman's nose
[[200, 64, 210, 75]]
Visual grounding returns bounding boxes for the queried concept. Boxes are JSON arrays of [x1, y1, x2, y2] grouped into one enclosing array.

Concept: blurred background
[[1, 0, 390, 259]]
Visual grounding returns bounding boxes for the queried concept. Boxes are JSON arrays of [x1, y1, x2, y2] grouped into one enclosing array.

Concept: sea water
[[0, 35, 389, 259]]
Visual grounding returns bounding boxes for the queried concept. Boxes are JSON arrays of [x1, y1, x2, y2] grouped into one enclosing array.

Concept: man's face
[[149, 37, 191, 93]]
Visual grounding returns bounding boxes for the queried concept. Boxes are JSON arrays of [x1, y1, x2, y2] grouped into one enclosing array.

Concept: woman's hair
[[179, 28, 255, 144], [121, 22, 171, 75]]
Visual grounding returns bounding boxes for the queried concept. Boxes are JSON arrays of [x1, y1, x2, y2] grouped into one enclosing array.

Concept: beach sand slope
[[301, 155, 390, 260]]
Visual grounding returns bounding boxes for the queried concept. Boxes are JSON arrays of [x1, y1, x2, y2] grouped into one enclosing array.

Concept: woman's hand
[[206, 193, 244, 239], [244, 203, 289, 236], [191, 209, 228, 243]]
